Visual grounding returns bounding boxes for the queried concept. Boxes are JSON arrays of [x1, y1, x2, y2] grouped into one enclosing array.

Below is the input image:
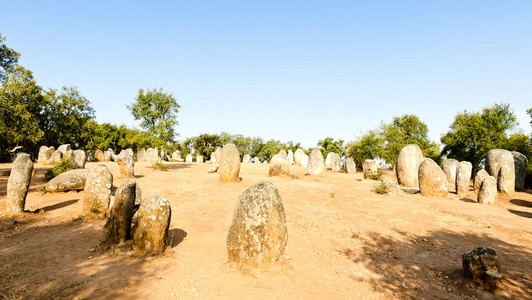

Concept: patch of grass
[[372, 181, 392, 195], [152, 162, 168, 171], [39, 186, 47, 195], [45, 159, 73, 180], [364, 173, 383, 181], [329, 192, 336, 198]]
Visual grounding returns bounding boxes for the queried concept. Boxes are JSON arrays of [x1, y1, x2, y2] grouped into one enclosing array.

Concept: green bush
[[45, 159, 73, 180], [152, 162, 168, 171]]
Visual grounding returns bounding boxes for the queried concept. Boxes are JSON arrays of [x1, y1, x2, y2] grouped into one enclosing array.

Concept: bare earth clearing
[[1, 161, 531, 299]]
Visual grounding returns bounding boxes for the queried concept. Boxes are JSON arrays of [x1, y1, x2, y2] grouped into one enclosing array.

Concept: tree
[[317, 137, 345, 158], [441, 103, 517, 171], [128, 88, 181, 142], [346, 130, 384, 170], [0, 33, 19, 81], [528, 108, 532, 126], [193, 134, 222, 158]]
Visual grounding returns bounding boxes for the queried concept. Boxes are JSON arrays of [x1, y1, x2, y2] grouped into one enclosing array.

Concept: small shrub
[[152, 162, 168, 171], [329, 192, 336, 198], [39, 186, 47, 195], [364, 173, 383, 181], [45, 159, 73, 180], [372, 182, 389, 194]]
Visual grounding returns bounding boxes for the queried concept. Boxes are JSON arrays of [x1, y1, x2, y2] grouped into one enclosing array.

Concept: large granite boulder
[[497, 165, 514, 196], [442, 158, 460, 187], [227, 180, 287, 265], [363, 159, 378, 179], [325, 152, 333, 169], [269, 154, 290, 176], [345, 157, 356, 174], [83, 165, 113, 215], [95, 150, 104, 162], [294, 149, 306, 166], [117, 153, 135, 178], [512, 151, 527, 191], [52, 150, 63, 163], [38, 146, 55, 164], [45, 169, 87, 192], [474, 169, 490, 192], [70, 150, 86, 169], [485, 149, 514, 182], [133, 195, 171, 255], [287, 149, 294, 165], [330, 153, 341, 172], [102, 179, 137, 249], [418, 158, 448, 197], [478, 176, 497, 204], [396, 144, 424, 187], [462, 246, 501, 281], [185, 154, 193, 163], [307, 149, 324, 175], [6, 153, 33, 214], [242, 154, 251, 163], [456, 161, 472, 196], [220, 144, 241, 182], [137, 148, 146, 161], [171, 150, 181, 160], [196, 155, 204, 163], [57, 144, 71, 156]]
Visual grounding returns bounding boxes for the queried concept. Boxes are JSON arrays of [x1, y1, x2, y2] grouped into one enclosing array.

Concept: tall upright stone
[[325, 152, 333, 169], [269, 154, 290, 176], [396, 144, 424, 187], [95, 150, 104, 162], [497, 165, 515, 196], [57, 144, 71, 156], [171, 150, 181, 160], [146, 148, 159, 163], [38, 146, 55, 164], [478, 176, 497, 204], [242, 154, 251, 163], [210, 151, 217, 164], [287, 149, 294, 165], [196, 155, 204, 163], [474, 169, 490, 192], [418, 158, 448, 197], [363, 159, 378, 179], [512, 151, 527, 191], [102, 179, 137, 249], [133, 195, 171, 255], [117, 153, 135, 178], [220, 143, 241, 182], [294, 149, 305, 166], [456, 161, 472, 196], [442, 159, 460, 187], [227, 180, 287, 265], [83, 165, 113, 215], [186, 154, 193, 163], [214, 147, 221, 165], [6, 153, 33, 215], [104, 150, 113, 162], [307, 149, 325, 175], [137, 148, 146, 161], [485, 149, 514, 182], [330, 153, 341, 172], [85, 150, 93, 162], [278, 149, 287, 157], [70, 150, 86, 169], [345, 158, 356, 174], [52, 150, 63, 163], [253, 156, 260, 164]]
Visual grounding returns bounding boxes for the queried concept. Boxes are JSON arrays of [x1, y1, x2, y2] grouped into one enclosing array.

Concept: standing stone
[[102, 180, 137, 249], [242, 154, 251, 163], [418, 158, 448, 197], [45, 169, 87, 192], [210, 152, 217, 164], [512, 151, 527, 191], [104, 150, 113, 162], [325, 152, 333, 169], [269, 154, 290, 176], [172, 150, 181, 160], [456, 161, 473, 196], [146, 148, 159, 163], [253, 156, 260, 164], [214, 147, 221, 165], [70, 150, 86, 169], [485, 149, 515, 182], [363, 159, 378, 179], [133, 195, 171, 255], [52, 150, 63, 163], [196, 155, 204, 163], [474, 169, 490, 192], [227, 180, 287, 265], [294, 149, 305, 166], [6, 153, 33, 215], [478, 176, 497, 204], [462, 246, 501, 280], [95, 150, 104, 162], [120, 148, 134, 157], [137, 148, 146, 161], [307, 149, 325, 175], [38, 146, 55, 164], [497, 166, 515, 196], [443, 159, 460, 187], [287, 149, 294, 165], [220, 144, 241, 182], [396, 144, 424, 187], [57, 144, 71, 156], [117, 153, 135, 178], [85, 150, 93, 162], [186, 154, 193, 163], [345, 158, 356, 174], [83, 165, 113, 214], [278, 149, 287, 156], [330, 153, 341, 172]]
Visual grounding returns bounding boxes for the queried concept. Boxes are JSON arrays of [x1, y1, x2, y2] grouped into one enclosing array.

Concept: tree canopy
[[317, 137, 345, 158], [0, 33, 19, 81]]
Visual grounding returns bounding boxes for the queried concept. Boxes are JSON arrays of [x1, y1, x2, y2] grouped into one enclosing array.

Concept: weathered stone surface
[[52, 150, 63, 163], [6, 153, 33, 214], [474, 169, 490, 192], [171, 150, 181, 160], [307, 149, 324, 175], [294, 149, 306, 166], [497, 165, 515, 196], [214, 147, 221, 165], [287, 149, 294, 165], [345, 158, 356, 174], [270, 154, 290, 176], [120, 148, 134, 157], [57, 144, 71, 156], [185, 154, 193, 163], [196, 155, 204, 163], [443, 159, 460, 187], [104, 150, 113, 162], [70, 150, 86, 169], [95, 150, 104, 162], [373, 180, 400, 195], [38, 146, 55, 164], [456, 161, 472, 196], [227, 180, 287, 265], [330, 153, 341, 172], [137, 148, 146, 161], [363, 159, 378, 179], [146, 148, 159, 163], [418, 158, 448, 197], [325, 152, 333, 169], [242, 154, 251, 163], [133, 195, 171, 255], [83, 165, 113, 214], [478, 176, 497, 204], [85, 150, 93, 162], [462, 246, 501, 280], [278, 149, 287, 156], [208, 165, 219, 173], [253, 156, 260, 164], [220, 144, 241, 182], [396, 144, 424, 187], [46, 169, 87, 192], [485, 149, 514, 182], [117, 153, 135, 178], [512, 151, 527, 191], [102, 179, 137, 249]]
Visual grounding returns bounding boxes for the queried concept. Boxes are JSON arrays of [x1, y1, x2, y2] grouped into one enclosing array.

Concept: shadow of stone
[[459, 198, 477, 203], [401, 187, 420, 194], [509, 199, 532, 208], [507, 209, 532, 219], [168, 228, 187, 247], [40, 199, 79, 212], [164, 163, 192, 171]]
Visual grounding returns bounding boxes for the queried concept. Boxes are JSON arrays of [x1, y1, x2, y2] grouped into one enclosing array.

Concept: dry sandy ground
[[0, 161, 531, 299]]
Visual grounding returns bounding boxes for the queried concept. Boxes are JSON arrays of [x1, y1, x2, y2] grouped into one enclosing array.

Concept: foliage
[[45, 158, 73, 180], [317, 137, 345, 158], [346, 130, 383, 170], [128, 88, 181, 142], [39, 186, 47, 195], [0, 33, 19, 81], [441, 103, 517, 171], [500, 132, 532, 172], [152, 162, 168, 171], [193, 134, 222, 158], [372, 181, 389, 194]]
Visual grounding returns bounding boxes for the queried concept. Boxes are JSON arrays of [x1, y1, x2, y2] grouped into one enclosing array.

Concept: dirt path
[[1, 161, 531, 299]]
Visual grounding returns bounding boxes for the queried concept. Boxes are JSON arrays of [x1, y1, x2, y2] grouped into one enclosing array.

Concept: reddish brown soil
[[0, 161, 531, 299]]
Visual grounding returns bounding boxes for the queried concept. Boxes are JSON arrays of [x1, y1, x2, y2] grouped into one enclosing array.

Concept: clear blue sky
[[1, 1, 531, 147]]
